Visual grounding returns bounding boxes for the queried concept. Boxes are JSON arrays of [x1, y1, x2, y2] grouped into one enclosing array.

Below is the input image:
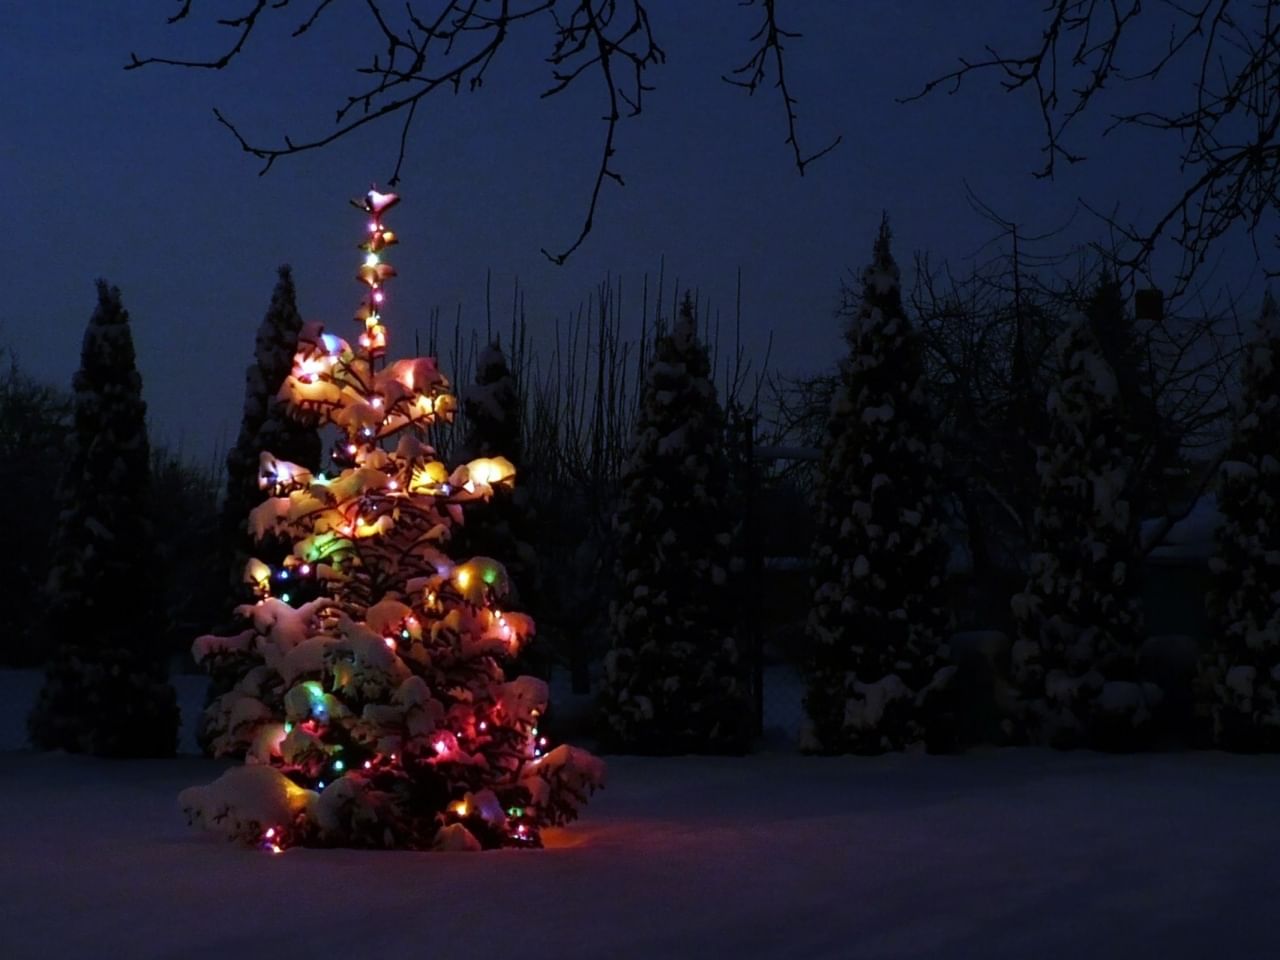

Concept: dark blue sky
[[0, 2, 1260, 457]]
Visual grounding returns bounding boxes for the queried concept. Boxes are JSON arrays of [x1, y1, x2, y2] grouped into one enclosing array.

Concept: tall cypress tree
[[460, 342, 523, 464], [201, 267, 320, 754], [1085, 274, 1182, 519], [1010, 313, 1151, 749], [455, 342, 533, 593], [454, 342, 542, 672], [222, 266, 321, 603], [0, 363, 69, 666], [1200, 293, 1280, 750], [29, 280, 178, 756], [805, 217, 954, 754], [600, 295, 750, 753]]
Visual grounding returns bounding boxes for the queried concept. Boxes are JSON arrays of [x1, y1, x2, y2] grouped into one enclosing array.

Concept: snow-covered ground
[[3, 669, 1279, 959]]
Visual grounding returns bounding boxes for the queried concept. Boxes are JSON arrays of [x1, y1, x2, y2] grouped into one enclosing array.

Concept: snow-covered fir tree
[[1085, 275, 1183, 519], [452, 342, 542, 672], [460, 342, 522, 465], [182, 190, 602, 851], [28, 280, 179, 756], [804, 217, 954, 754], [599, 294, 750, 754], [223, 265, 321, 599], [202, 267, 320, 753], [1010, 313, 1153, 749], [1200, 292, 1280, 750], [0, 362, 69, 666]]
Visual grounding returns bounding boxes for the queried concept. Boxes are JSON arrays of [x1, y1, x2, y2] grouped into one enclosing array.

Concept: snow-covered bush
[[28, 280, 178, 756], [1010, 313, 1153, 748], [599, 294, 751, 754], [1200, 293, 1280, 750], [805, 218, 955, 754], [183, 191, 601, 850]]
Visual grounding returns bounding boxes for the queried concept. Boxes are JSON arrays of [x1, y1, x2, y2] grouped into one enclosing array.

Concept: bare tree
[[415, 269, 765, 688], [906, 0, 1280, 294], [127, 0, 839, 264]]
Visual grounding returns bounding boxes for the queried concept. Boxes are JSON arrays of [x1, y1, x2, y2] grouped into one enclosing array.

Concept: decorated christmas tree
[[1200, 293, 1280, 750], [804, 218, 954, 754], [599, 294, 751, 754], [1010, 313, 1153, 749], [182, 190, 603, 851], [29, 280, 179, 756]]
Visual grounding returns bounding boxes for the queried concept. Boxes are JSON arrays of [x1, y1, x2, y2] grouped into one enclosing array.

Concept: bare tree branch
[[723, 0, 841, 173], [904, 0, 1280, 295], [540, 0, 662, 263], [127, 1, 840, 263], [128, 0, 274, 70]]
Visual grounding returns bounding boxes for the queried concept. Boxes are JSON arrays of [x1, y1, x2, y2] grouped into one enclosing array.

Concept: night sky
[[1, 2, 1260, 458]]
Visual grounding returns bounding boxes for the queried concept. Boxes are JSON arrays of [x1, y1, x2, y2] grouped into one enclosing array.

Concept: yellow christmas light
[[244, 558, 271, 594], [296, 356, 329, 381], [465, 456, 516, 489], [452, 557, 509, 603], [357, 262, 397, 287], [409, 460, 449, 494]]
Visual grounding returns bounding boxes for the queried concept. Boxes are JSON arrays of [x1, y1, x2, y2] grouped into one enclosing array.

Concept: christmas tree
[[599, 294, 751, 754], [1010, 313, 1153, 749], [201, 266, 321, 753], [29, 280, 179, 756], [804, 217, 954, 754], [1200, 293, 1280, 750], [182, 190, 603, 851]]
